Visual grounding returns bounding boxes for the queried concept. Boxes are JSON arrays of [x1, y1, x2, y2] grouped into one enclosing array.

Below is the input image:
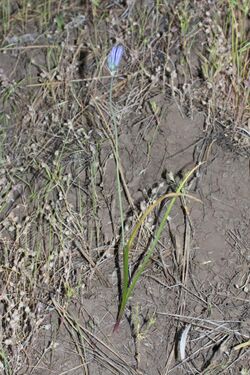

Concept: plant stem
[[109, 75, 125, 248]]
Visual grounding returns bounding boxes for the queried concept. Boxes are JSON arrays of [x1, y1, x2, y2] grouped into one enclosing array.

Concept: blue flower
[[107, 44, 124, 74]]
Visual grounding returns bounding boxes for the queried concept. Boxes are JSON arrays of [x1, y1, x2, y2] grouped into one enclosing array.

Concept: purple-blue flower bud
[[107, 44, 124, 74]]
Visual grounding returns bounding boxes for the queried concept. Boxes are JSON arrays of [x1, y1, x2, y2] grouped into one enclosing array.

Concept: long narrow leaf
[[114, 163, 203, 330]]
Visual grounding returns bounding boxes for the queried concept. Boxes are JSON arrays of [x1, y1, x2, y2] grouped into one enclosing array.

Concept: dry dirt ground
[[24, 104, 250, 375], [0, 1, 249, 375]]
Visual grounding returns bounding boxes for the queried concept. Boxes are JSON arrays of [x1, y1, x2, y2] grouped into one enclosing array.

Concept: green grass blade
[[115, 163, 203, 330]]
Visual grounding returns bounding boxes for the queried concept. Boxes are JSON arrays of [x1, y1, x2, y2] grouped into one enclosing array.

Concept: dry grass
[[0, 0, 249, 373]]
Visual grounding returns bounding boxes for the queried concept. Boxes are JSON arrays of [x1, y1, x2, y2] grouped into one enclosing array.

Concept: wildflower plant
[[107, 45, 202, 333], [107, 44, 124, 75], [107, 44, 126, 248]]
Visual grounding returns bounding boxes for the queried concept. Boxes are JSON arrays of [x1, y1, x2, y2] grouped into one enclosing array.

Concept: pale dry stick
[[85, 351, 122, 375], [23, 69, 143, 90], [158, 247, 178, 284], [227, 229, 248, 253], [155, 306, 235, 374], [61, 316, 117, 375], [173, 138, 219, 306], [164, 188, 193, 372], [216, 291, 250, 304], [176, 137, 216, 315], [29, 340, 57, 375], [182, 202, 192, 280], [52, 206, 110, 286], [221, 348, 250, 374], [0, 44, 62, 51], [178, 200, 192, 316], [168, 333, 230, 374], [147, 276, 210, 308], [201, 335, 231, 373], [179, 324, 191, 361], [157, 312, 242, 329], [122, 77, 151, 113], [52, 322, 89, 374], [52, 298, 138, 375], [74, 240, 111, 287], [165, 81, 185, 118], [24, 75, 118, 88], [160, 311, 246, 370], [164, 344, 176, 375], [161, 315, 241, 343], [61, 310, 89, 375], [167, 220, 182, 272], [233, 340, 250, 351], [59, 364, 90, 375]]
